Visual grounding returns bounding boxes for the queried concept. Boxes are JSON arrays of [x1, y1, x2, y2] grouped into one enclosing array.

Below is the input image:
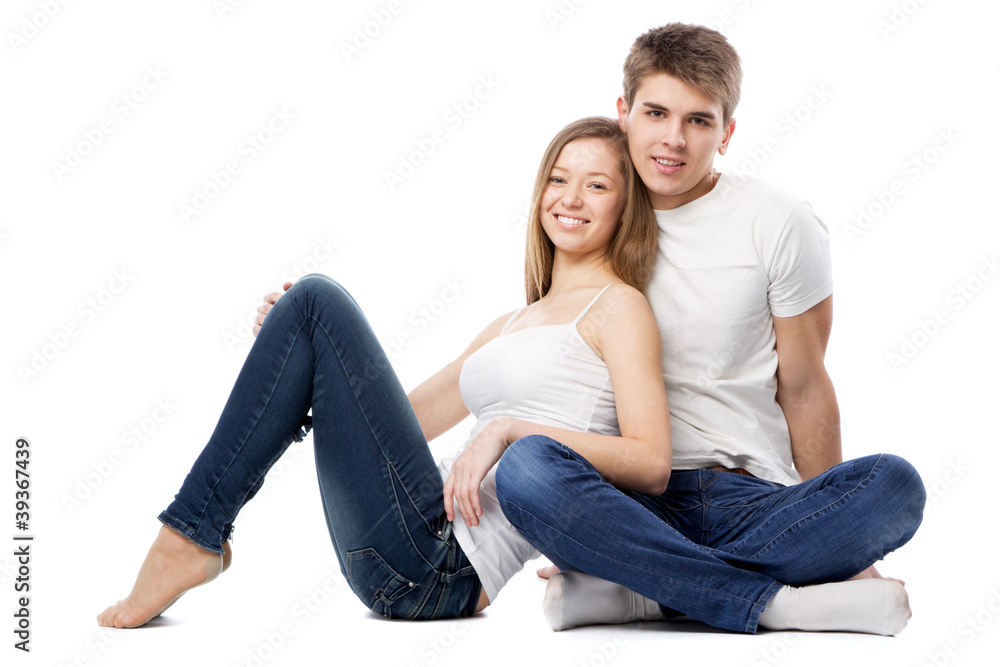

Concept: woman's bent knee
[[287, 274, 362, 317], [292, 273, 347, 299]]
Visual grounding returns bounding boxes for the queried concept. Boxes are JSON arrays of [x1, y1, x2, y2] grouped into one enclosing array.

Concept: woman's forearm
[[502, 417, 671, 495]]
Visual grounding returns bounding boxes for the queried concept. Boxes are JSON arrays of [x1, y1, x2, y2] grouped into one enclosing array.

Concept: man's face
[[618, 73, 735, 210]]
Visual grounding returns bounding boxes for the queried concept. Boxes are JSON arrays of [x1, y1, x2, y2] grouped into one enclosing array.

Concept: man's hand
[[253, 281, 293, 337]]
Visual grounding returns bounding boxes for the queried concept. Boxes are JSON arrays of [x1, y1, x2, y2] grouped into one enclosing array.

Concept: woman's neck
[[546, 249, 619, 300]]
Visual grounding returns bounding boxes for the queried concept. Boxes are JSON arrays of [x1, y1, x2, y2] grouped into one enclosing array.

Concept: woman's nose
[[562, 185, 584, 207]]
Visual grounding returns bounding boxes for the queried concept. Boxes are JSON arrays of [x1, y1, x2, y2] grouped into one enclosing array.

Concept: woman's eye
[[549, 176, 566, 184]]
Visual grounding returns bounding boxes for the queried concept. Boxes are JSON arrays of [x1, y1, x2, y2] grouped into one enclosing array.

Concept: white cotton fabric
[[646, 174, 833, 485], [438, 285, 620, 603]]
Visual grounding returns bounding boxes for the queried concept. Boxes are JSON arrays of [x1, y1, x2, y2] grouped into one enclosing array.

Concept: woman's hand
[[253, 281, 293, 336], [443, 417, 519, 527]]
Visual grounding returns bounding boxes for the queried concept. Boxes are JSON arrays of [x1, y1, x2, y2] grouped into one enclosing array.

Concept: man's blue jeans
[[496, 435, 925, 634], [158, 274, 481, 619]]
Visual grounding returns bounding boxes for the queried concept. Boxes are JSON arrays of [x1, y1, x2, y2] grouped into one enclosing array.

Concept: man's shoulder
[[715, 173, 806, 212], [713, 174, 819, 237]]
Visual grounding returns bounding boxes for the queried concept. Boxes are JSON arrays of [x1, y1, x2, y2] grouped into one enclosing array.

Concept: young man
[[493, 23, 926, 635]]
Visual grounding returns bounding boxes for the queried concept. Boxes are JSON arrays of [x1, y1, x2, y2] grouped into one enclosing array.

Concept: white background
[[2, 1, 998, 666]]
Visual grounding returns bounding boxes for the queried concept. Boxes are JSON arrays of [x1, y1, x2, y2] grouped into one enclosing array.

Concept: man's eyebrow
[[641, 101, 716, 120]]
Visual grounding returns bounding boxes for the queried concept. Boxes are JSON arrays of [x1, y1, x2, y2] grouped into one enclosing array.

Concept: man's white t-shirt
[[646, 174, 833, 485]]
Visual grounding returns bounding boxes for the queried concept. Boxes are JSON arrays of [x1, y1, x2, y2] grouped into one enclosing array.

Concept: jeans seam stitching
[[505, 499, 767, 607], [189, 316, 311, 535], [742, 453, 885, 562], [308, 311, 439, 575]]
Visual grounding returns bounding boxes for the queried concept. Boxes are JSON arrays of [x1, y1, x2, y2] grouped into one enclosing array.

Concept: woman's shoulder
[[591, 283, 655, 324], [578, 283, 659, 358]]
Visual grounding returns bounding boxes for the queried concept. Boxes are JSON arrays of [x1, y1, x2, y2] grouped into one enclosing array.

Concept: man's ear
[[616, 96, 629, 130], [721, 118, 736, 152]]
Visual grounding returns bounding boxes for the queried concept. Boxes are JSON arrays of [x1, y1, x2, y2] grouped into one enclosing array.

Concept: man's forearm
[[779, 382, 843, 481]]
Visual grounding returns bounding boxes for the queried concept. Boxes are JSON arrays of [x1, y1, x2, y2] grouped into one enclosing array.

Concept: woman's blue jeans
[[496, 435, 925, 634], [158, 274, 481, 619]]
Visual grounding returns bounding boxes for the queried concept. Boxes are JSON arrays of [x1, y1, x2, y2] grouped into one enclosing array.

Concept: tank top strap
[[571, 284, 615, 326], [499, 305, 530, 335]]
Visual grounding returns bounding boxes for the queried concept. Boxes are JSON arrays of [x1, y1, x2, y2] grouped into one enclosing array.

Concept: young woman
[[97, 116, 670, 628]]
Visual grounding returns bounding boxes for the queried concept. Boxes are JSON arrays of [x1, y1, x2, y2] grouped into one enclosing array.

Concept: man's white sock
[[543, 571, 664, 631], [758, 579, 911, 636]]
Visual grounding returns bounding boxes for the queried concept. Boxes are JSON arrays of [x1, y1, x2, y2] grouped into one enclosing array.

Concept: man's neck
[[650, 170, 720, 211]]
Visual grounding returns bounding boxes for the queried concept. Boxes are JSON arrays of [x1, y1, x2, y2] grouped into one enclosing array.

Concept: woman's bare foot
[[222, 540, 232, 573], [537, 564, 560, 579], [97, 525, 224, 628]]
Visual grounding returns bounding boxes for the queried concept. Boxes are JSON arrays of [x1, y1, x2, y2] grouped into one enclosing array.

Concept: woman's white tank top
[[438, 285, 620, 603], [459, 284, 619, 441]]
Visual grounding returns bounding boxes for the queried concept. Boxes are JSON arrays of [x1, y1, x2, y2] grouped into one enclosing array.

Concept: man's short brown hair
[[623, 23, 742, 123]]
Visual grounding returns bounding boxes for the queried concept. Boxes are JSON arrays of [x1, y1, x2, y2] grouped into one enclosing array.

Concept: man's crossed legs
[[495, 435, 925, 634]]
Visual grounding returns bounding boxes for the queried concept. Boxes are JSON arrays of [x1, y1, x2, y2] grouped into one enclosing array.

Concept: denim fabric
[[159, 274, 481, 620], [496, 435, 925, 634]]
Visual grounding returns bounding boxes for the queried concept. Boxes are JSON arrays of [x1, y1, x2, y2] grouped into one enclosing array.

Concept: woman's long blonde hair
[[524, 117, 656, 304]]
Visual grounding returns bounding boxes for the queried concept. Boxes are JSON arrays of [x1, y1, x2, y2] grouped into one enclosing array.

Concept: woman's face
[[540, 137, 626, 259]]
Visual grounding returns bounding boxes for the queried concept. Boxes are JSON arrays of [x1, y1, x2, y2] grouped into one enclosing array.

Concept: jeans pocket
[[345, 547, 419, 618], [429, 510, 454, 544]]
